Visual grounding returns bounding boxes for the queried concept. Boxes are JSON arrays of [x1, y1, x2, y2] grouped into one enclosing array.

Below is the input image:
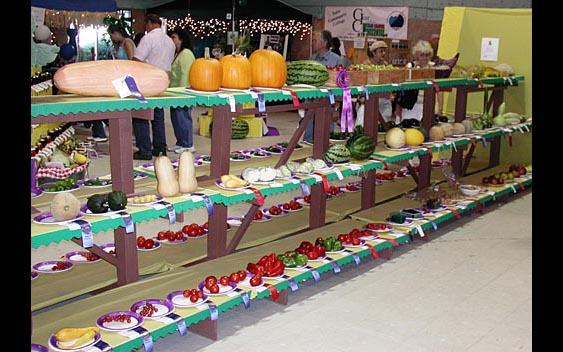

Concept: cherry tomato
[[181, 225, 191, 234], [144, 238, 155, 249], [196, 227, 204, 236], [157, 231, 167, 240], [190, 288, 198, 297], [303, 195, 311, 203], [253, 210, 263, 220], [209, 284, 219, 294], [219, 275, 230, 286], [189, 294, 199, 303], [282, 203, 290, 210], [197, 290, 204, 299], [167, 232, 176, 242], [352, 237, 361, 245], [202, 222, 209, 230], [237, 270, 247, 281], [136, 236, 146, 248], [229, 272, 240, 283], [182, 290, 191, 297], [188, 223, 199, 231]]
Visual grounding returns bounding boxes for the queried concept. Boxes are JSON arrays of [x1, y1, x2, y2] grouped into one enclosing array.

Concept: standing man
[[131, 13, 176, 160], [302, 30, 343, 144]]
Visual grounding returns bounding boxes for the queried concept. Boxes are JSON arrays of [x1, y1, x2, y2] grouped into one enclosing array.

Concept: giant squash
[[53, 60, 169, 97], [154, 156, 180, 197], [189, 47, 222, 92], [220, 53, 252, 89], [178, 151, 198, 193], [384, 127, 406, 149]]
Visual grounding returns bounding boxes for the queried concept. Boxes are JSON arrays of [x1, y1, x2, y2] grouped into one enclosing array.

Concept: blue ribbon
[[293, 176, 310, 195], [166, 312, 187, 336], [117, 211, 134, 233], [305, 265, 321, 282], [482, 138, 488, 148], [344, 249, 361, 264], [282, 274, 299, 291], [326, 88, 335, 104], [235, 288, 250, 309], [193, 193, 214, 215], [72, 219, 93, 248], [132, 326, 153, 352], [256, 92, 266, 112], [326, 257, 341, 273], [431, 221, 438, 231], [93, 339, 112, 351], [207, 300, 219, 321]]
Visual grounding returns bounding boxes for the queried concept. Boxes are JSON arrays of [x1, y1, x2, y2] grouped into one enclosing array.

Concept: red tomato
[[144, 238, 155, 249], [197, 290, 204, 299], [188, 223, 199, 231], [190, 288, 198, 297], [181, 225, 191, 234], [188, 228, 198, 237], [303, 195, 311, 203], [205, 275, 217, 286], [237, 270, 247, 281], [269, 206, 280, 215], [229, 272, 240, 283], [157, 231, 167, 240], [196, 227, 204, 236], [352, 237, 361, 245], [189, 294, 199, 303], [282, 203, 291, 210], [175, 231, 184, 241], [253, 210, 263, 220], [136, 236, 146, 248], [167, 232, 176, 242], [202, 222, 209, 230], [337, 234, 348, 243], [209, 284, 219, 294], [219, 276, 230, 286], [250, 274, 262, 287], [183, 290, 191, 297]]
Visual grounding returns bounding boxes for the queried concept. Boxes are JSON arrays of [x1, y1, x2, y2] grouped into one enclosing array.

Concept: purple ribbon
[[282, 274, 299, 291], [305, 265, 321, 282], [336, 70, 354, 133], [344, 249, 361, 264], [207, 300, 219, 320], [234, 288, 250, 309], [325, 257, 341, 273]]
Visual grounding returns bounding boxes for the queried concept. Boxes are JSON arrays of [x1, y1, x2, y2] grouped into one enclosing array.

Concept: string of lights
[[165, 16, 311, 40]]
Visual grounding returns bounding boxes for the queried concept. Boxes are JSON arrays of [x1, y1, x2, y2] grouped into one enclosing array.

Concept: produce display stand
[[30, 76, 526, 308], [30, 165, 531, 351]]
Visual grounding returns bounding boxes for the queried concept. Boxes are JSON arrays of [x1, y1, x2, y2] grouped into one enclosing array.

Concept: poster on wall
[[324, 7, 408, 41], [259, 34, 289, 59]]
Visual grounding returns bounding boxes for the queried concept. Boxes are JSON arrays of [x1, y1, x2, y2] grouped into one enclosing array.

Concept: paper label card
[[480, 38, 499, 61]]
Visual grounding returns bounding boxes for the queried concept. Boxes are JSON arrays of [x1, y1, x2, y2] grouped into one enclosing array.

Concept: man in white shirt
[[131, 13, 176, 160]]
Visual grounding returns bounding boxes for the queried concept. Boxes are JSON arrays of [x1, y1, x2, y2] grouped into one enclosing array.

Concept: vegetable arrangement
[[86, 190, 127, 213]]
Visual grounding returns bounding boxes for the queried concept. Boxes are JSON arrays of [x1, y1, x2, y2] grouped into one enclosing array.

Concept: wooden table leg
[[188, 318, 218, 340]]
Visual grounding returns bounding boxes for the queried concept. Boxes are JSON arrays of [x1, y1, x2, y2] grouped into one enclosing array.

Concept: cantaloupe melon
[[429, 125, 445, 141], [404, 128, 425, 146], [461, 119, 474, 134], [440, 122, 454, 137], [385, 127, 406, 149], [452, 122, 466, 135]]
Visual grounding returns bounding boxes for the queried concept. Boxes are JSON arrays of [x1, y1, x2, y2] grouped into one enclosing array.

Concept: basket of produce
[[35, 150, 89, 185]]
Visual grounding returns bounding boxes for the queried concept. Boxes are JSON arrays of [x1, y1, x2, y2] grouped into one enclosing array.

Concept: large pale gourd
[[154, 156, 180, 197], [385, 127, 406, 149], [461, 119, 474, 134], [50, 193, 81, 221], [249, 49, 287, 88], [53, 60, 169, 97], [178, 151, 198, 193], [452, 122, 466, 135], [189, 47, 223, 91], [220, 53, 252, 89], [440, 122, 454, 137]]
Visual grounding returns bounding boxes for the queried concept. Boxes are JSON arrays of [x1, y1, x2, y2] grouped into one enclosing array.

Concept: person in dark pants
[[131, 14, 176, 160]]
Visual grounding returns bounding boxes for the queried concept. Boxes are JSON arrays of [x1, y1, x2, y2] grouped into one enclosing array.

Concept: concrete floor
[[152, 192, 532, 352], [34, 109, 532, 350]]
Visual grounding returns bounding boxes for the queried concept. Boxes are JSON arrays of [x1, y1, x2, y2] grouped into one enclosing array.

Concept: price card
[[334, 168, 344, 180], [112, 75, 147, 103]]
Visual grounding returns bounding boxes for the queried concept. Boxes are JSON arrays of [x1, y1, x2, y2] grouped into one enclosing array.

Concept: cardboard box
[[198, 115, 264, 137], [407, 68, 435, 81], [366, 69, 407, 85]]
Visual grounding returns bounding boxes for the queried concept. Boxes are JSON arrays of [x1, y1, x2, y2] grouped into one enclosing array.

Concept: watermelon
[[286, 60, 329, 87], [348, 135, 376, 160], [323, 143, 351, 164], [231, 118, 249, 139]]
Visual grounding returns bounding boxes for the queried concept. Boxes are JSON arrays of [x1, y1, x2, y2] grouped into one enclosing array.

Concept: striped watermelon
[[323, 143, 350, 164], [231, 119, 249, 139], [348, 135, 375, 160], [286, 60, 329, 87]]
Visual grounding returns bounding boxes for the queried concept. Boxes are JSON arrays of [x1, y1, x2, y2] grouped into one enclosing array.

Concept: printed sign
[[324, 7, 408, 40]]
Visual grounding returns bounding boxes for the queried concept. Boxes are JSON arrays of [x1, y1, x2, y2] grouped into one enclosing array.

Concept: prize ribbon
[[336, 70, 354, 133]]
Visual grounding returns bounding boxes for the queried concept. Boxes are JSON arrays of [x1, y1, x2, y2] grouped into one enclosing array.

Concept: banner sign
[[324, 7, 408, 41]]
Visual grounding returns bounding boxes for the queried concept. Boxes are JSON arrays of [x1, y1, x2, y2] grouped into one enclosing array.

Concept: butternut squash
[[50, 193, 81, 221], [53, 60, 169, 97], [55, 326, 100, 342], [154, 156, 180, 197], [178, 151, 198, 193]]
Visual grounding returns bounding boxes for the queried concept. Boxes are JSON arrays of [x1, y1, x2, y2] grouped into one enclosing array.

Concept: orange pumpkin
[[189, 47, 223, 91], [220, 53, 252, 89], [249, 49, 287, 88]]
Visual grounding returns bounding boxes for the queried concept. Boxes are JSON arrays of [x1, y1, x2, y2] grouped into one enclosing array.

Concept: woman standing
[[108, 24, 136, 60], [167, 27, 196, 153]]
